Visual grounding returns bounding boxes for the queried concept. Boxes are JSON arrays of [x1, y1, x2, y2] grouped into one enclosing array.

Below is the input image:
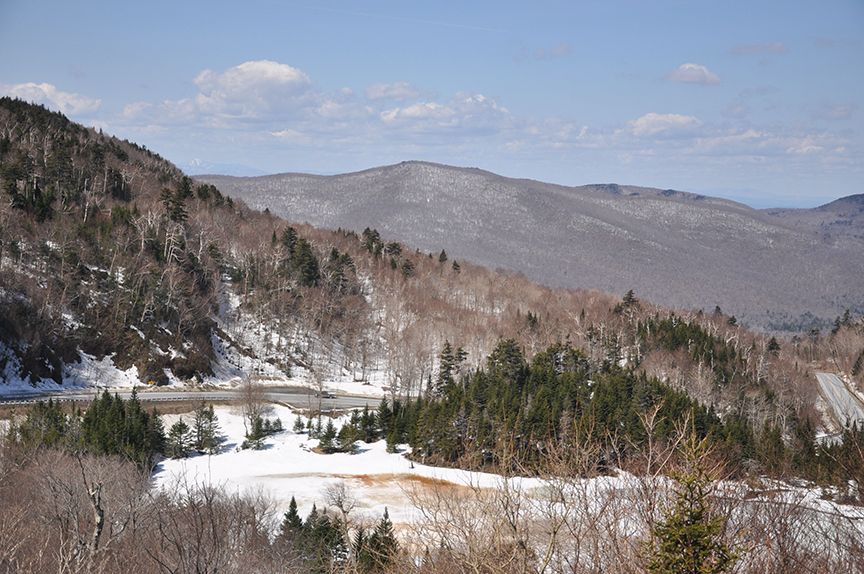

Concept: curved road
[[0, 386, 379, 412], [815, 372, 864, 429]]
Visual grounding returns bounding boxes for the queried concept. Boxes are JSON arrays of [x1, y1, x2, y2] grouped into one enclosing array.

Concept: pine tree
[[643, 435, 740, 574], [279, 495, 304, 543], [435, 341, 456, 397], [369, 508, 398, 571], [319, 418, 338, 453], [360, 405, 378, 442], [292, 238, 320, 287], [294, 415, 307, 433], [193, 403, 223, 453], [281, 226, 298, 256], [167, 418, 193, 459], [377, 398, 393, 438]]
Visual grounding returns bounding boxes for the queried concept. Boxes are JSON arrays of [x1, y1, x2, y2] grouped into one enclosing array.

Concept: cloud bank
[[6, 60, 855, 203], [0, 82, 102, 115]]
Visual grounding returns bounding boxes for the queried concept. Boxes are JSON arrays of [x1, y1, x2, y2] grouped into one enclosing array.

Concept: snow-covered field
[[153, 404, 528, 530], [152, 403, 864, 554]]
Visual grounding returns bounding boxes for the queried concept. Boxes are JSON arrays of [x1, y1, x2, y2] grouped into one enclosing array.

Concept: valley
[[1, 97, 863, 573]]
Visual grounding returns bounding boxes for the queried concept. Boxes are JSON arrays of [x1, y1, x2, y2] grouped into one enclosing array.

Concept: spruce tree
[[369, 508, 397, 571], [293, 415, 307, 433], [167, 418, 193, 459], [193, 403, 223, 453], [279, 495, 304, 543], [291, 238, 320, 287], [643, 435, 740, 574], [319, 418, 338, 453]]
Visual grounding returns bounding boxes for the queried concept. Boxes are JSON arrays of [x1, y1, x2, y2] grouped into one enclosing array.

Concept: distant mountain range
[[182, 159, 268, 178], [196, 161, 864, 332]]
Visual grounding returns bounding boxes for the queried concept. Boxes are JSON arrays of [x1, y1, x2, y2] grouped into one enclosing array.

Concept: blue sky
[[1, 0, 861, 207]]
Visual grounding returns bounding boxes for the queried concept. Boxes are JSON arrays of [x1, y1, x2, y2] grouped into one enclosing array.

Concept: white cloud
[[194, 60, 311, 98], [662, 63, 722, 86], [98, 59, 857, 201], [629, 113, 703, 138], [192, 60, 314, 120], [731, 42, 789, 56], [0, 82, 101, 115], [380, 92, 511, 135], [121, 60, 319, 127], [365, 82, 422, 102]]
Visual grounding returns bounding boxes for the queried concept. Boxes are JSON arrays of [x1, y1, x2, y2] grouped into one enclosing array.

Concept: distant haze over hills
[[196, 161, 864, 332]]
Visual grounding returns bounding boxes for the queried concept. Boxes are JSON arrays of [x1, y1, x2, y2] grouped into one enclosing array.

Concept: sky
[[1, 0, 862, 208]]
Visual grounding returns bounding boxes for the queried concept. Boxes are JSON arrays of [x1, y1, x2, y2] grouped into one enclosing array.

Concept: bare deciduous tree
[[235, 376, 272, 436]]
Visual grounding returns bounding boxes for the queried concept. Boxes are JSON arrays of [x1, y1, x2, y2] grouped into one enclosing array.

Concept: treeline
[[9, 390, 165, 467], [317, 338, 863, 499], [329, 339, 739, 471]]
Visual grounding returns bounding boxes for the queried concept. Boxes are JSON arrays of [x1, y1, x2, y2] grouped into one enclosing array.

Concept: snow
[[153, 404, 537, 529], [0, 341, 142, 398], [152, 404, 864, 543]]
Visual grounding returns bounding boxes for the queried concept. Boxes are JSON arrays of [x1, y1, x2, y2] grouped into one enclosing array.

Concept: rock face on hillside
[[197, 162, 864, 332]]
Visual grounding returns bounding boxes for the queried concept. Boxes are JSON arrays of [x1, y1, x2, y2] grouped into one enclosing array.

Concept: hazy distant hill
[[197, 161, 864, 332], [765, 194, 864, 240]]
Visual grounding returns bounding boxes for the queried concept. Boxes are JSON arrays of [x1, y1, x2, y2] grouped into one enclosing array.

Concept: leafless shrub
[[144, 475, 279, 574]]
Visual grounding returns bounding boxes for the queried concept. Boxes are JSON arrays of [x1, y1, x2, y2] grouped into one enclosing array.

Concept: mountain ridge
[[196, 161, 864, 332]]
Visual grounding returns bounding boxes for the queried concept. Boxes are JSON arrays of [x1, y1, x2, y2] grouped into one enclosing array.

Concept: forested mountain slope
[[4, 99, 864, 574], [198, 163, 864, 333], [0, 97, 854, 445], [765, 194, 864, 240]]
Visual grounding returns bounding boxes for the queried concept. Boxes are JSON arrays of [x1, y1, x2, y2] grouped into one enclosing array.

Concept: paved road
[[0, 387, 379, 412], [815, 372, 864, 429]]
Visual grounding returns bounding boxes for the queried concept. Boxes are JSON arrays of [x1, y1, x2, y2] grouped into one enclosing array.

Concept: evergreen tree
[[435, 341, 456, 397], [337, 418, 361, 453], [400, 259, 414, 278], [17, 398, 68, 449], [368, 508, 398, 572], [319, 418, 338, 453], [166, 418, 193, 459], [643, 435, 740, 574], [281, 226, 298, 256], [279, 495, 304, 543], [80, 390, 164, 467], [193, 403, 223, 453], [377, 398, 393, 438], [292, 238, 320, 287], [293, 415, 307, 433], [438, 249, 447, 263], [362, 228, 383, 256], [758, 422, 786, 476], [300, 505, 347, 573], [360, 405, 378, 442]]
